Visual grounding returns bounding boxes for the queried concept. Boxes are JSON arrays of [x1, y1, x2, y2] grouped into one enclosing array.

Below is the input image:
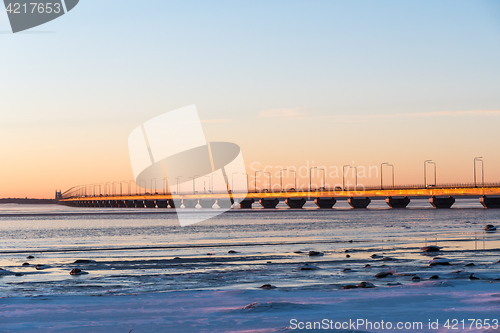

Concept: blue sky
[[1, 1, 499, 197]]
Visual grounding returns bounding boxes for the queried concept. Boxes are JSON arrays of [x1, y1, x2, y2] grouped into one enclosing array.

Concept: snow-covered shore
[[1, 280, 499, 332]]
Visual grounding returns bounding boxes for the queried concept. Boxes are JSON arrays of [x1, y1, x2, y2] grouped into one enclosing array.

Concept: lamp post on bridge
[[231, 172, 247, 194], [119, 181, 128, 196], [190, 175, 199, 194], [254, 170, 272, 192], [280, 168, 297, 192], [112, 181, 118, 196], [151, 178, 156, 194], [381, 162, 394, 190], [474, 157, 484, 188], [175, 177, 182, 194], [310, 167, 325, 192], [342, 165, 357, 191], [424, 160, 436, 188], [139, 180, 146, 195]]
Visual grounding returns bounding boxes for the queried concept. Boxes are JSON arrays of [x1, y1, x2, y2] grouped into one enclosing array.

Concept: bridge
[[58, 182, 500, 209]]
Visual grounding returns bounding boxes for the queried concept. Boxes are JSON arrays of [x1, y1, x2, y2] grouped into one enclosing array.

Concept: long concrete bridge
[[59, 183, 500, 209]]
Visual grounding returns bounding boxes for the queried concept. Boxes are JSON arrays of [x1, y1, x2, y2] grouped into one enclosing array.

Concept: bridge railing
[[61, 181, 500, 200]]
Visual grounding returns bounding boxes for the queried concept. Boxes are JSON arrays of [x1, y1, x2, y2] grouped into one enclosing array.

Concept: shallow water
[[0, 201, 499, 297]]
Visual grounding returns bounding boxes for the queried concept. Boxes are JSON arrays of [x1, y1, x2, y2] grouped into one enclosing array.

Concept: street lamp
[[474, 157, 484, 188], [342, 165, 357, 190], [119, 181, 128, 196], [424, 160, 436, 187], [280, 168, 297, 192], [151, 178, 156, 194], [175, 176, 182, 194], [113, 181, 120, 196], [264, 171, 271, 191], [254, 170, 261, 193], [310, 167, 325, 191], [231, 173, 246, 193], [139, 179, 146, 195], [381, 162, 394, 190], [190, 175, 199, 194]]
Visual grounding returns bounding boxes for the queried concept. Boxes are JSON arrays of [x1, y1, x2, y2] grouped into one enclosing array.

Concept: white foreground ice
[[1, 280, 499, 333]]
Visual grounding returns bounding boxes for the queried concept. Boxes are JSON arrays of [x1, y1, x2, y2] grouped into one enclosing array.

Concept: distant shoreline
[[0, 198, 55, 204]]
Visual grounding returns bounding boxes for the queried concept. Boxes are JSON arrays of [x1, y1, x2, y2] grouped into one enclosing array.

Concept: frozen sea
[[0, 200, 499, 332]]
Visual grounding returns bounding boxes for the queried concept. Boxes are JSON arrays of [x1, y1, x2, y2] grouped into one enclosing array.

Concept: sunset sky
[[1, 0, 499, 198]]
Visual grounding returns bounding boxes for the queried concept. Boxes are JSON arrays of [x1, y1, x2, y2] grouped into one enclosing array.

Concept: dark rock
[[387, 282, 402, 286], [484, 225, 497, 231], [22, 263, 29, 266], [412, 276, 421, 281], [15, 273, 22, 276], [26, 255, 35, 259], [364, 264, 371, 268], [429, 275, 439, 280], [266, 261, 271, 264], [308, 251, 323, 256], [173, 257, 181, 260], [74, 259, 93, 264], [258, 284, 276, 289], [381, 257, 394, 261], [70, 268, 88, 275], [35, 264, 46, 270], [375, 271, 393, 278], [429, 259, 451, 266], [293, 251, 303, 254], [206, 253, 215, 255], [299, 264, 320, 271], [465, 263, 475, 267], [242, 302, 258, 309], [420, 246, 442, 252], [370, 254, 381, 258], [348, 240, 353, 243], [469, 273, 480, 280], [358, 281, 375, 288], [344, 250, 350, 253], [342, 268, 352, 272], [343, 284, 358, 289], [346, 254, 351, 258], [228, 250, 238, 254]]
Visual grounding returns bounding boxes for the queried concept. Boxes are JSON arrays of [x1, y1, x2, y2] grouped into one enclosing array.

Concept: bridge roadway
[[60, 186, 500, 209]]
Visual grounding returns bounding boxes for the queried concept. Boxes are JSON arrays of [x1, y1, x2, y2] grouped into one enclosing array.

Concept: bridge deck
[[60, 187, 500, 202]]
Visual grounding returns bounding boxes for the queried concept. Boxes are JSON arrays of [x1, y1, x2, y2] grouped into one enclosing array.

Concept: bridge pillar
[[168, 199, 176, 208], [386, 196, 410, 209], [182, 199, 196, 208], [134, 200, 145, 208], [144, 200, 156, 208], [109, 200, 119, 208], [103, 200, 112, 208], [216, 198, 233, 209], [96, 200, 105, 207], [429, 196, 455, 209], [259, 198, 279, 209], [479, 196, 500, 208], [156, 200, 168, 208], [239, 198, 254, 209], [348, 197, 371, 209], [285, 198, 306, 209], [123, 200, 134, 208], [116, 200, 126, 208], [199, 199, 216, 208], [314, 197, 336, 209]]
